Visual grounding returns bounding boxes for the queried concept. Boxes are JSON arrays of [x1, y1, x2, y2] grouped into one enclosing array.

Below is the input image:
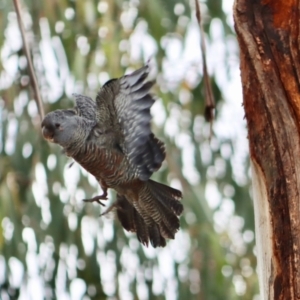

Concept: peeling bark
[[234, 0, 300, 299]]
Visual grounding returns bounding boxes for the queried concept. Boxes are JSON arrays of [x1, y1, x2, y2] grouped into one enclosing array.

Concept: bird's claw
[[83, 194, 108, 206], [100, 203, 117, 216]]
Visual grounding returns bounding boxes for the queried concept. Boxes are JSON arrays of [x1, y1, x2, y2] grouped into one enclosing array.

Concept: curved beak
[[41, 117, 55, 141]]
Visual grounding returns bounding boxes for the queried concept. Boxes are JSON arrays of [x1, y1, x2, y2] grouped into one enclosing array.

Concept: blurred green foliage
[[0, 0, 258, 299]]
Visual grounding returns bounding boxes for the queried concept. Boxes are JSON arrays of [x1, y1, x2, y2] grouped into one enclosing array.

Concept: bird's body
[[42, 65, 183, 247]]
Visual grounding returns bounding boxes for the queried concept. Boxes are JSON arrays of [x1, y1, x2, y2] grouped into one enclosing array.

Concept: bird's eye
[[55, 123, 60, 128]]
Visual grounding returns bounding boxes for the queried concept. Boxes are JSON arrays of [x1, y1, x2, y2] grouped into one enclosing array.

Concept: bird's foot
[[100, 203, 117, 216], [83, 193, 108, 206]]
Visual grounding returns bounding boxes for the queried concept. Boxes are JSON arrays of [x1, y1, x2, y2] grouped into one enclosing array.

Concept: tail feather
[[114, 181, 183, 248], [140, 191, 179, 239], [138, 180, 183, 240], [115, 194, 136, 231], [133, 201, 167, 247], [134, 209, 151, 246], [147, 180, 183, 215], [115, 194, 166, 247], [149, 224, 166, 247], [115, 194, 149, 246]]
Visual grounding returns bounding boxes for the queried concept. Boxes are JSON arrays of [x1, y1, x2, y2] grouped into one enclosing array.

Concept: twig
[[195, 0, 215, 137], [13, 0, 44, 120]]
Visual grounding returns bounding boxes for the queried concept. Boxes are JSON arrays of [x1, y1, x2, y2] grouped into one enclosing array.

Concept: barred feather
[[115, 194, 166, 247]]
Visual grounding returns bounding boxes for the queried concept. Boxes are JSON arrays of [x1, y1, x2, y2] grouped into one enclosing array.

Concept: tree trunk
[[234, 0, 300, 299]]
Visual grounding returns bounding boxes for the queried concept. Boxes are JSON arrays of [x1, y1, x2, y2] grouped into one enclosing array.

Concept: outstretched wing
[[96, 64, 166, 181]]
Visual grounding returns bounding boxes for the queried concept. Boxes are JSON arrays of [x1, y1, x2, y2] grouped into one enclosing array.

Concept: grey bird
[[41, 64, 183, 247]]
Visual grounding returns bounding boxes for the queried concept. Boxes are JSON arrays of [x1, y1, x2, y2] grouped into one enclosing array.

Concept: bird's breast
[[73, 143, 135, 188]]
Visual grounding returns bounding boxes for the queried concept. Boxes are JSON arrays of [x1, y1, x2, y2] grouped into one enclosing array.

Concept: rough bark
[[234, 0, 300, 299]]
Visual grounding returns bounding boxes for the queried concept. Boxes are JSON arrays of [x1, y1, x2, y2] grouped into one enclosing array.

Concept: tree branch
[[13, 0, 44, 120], [194, 0, 215, 132]]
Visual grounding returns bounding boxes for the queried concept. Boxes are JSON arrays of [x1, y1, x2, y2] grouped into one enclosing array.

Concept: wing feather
[[116, 65, 165, 180], [73, 93, 96, 120], [96, 64, 166, 180]]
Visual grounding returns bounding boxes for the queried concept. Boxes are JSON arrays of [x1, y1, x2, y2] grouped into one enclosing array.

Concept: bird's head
[[41, 109, 96, 149]]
